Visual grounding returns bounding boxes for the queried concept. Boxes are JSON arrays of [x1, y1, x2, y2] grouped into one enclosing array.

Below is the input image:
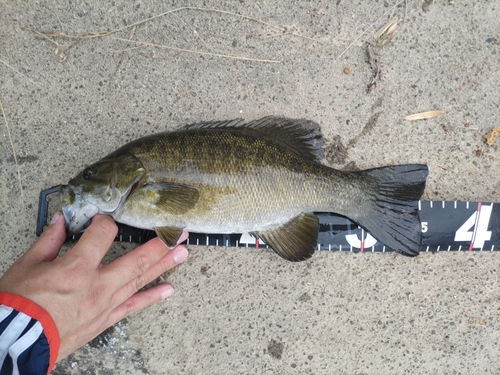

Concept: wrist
[[0, 292, 60, 373]]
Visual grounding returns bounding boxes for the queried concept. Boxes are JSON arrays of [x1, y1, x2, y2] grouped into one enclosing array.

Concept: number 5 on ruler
[[454, 204, 493, 249]]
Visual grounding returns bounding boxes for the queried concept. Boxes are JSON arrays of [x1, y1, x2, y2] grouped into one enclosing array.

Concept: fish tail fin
[[355, 164, 428, 256]]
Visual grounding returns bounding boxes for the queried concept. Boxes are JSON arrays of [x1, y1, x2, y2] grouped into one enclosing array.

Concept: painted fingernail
[[173, 247, 188, 264], [161, 285, 174, 300], [50, 211, 62, 225]]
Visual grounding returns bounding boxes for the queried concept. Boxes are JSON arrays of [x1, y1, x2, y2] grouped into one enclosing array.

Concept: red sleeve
[[0, 292, 60, 374]]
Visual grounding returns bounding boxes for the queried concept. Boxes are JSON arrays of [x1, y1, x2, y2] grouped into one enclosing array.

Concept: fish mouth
[[59, 185, 98, 234]]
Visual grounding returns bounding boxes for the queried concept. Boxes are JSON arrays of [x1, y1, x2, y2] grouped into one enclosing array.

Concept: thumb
[[23, 212, 67, 263]]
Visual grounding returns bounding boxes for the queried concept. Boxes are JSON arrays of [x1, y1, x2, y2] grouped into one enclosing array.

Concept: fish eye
[[83, 169, 93, 180]]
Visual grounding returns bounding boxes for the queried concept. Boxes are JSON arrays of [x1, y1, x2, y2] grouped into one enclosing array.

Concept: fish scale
[[113, 129, 349, 232]]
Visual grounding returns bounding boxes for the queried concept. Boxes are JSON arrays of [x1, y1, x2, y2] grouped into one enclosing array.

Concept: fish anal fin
[[252, 212, 318, 262], [144, 182, 199, 215], [155, 226, 184, 248]]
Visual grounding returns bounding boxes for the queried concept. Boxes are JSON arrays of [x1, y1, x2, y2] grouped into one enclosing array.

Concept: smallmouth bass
[[60, 117, 428, 261]]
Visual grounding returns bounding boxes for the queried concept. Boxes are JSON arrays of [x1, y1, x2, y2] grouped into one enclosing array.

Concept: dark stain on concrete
[[325, 135, 349, 165], [268, 340, 284, 359], [298, 292, 311, 302], [348, 111, 382, 148], [8, 155, 38, 164]]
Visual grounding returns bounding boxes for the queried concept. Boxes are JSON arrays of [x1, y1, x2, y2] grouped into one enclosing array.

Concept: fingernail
[[161, 285, 174, 300], [50, 212, 62, 225], [173, 247, 188, 264]]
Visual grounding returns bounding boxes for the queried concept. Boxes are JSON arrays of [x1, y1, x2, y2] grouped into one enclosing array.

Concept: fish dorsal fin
[[179, 116, 324, 162], [251, 212, 319, 262], [180, 118, 247, 130], [155, 226, 184, 248], [142, 182, 200, 215]]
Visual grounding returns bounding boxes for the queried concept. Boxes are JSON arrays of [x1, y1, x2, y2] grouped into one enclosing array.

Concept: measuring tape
[[36, 186, 499, 253]]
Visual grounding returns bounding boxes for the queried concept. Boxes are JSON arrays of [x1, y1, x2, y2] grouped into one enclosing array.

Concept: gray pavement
[[1, 1, 499, 374]]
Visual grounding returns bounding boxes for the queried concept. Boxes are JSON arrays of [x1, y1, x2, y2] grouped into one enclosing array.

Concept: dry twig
[[111, 25, 137, 76], [0, 59, 42, 89], [333, 0, 404, 63], [405, 110, 443, 121], [374, 17, 400, 47], [36, 6, 320, 64], [109, 37, 280, 63]]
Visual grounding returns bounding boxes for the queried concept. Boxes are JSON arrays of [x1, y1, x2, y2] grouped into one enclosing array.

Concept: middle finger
[[111, 243, 188, 306]]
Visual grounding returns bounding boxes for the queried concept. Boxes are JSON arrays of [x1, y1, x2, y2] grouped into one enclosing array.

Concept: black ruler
[[36, 186, 499, 253]]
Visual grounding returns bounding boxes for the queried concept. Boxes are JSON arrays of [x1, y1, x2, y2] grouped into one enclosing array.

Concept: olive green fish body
[[111, 129, 366, 234], [61, 117, 428, 261]]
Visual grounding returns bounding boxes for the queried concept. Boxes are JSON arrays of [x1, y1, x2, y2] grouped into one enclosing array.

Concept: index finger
[[69, 215, 118, 267]]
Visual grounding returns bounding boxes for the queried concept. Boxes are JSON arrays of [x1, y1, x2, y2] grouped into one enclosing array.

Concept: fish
[[60, 116, 428, 261]]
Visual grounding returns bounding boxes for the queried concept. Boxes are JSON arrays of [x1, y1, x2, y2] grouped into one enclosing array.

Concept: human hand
[[0, 212, 188, 361]]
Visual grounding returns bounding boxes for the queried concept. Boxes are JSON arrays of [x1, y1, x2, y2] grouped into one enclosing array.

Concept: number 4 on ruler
[[454, 203, 493, 249]]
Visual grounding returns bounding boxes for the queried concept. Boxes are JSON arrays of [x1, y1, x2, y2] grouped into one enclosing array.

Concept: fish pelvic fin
[[179, 116, 325, 162], [355, 164, 428, 256], [252, 212, 319, 262], [155, 226, 184, 248]]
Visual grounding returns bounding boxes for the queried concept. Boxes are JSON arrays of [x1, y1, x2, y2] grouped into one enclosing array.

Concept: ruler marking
[[360, 228, 365, 253], [329, 213, 334, 238], [469, 202, 482, 251], [58, 202, 498, 253]]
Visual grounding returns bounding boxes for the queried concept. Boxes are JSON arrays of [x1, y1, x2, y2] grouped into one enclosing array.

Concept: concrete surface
[[1, 0, 499, 374]]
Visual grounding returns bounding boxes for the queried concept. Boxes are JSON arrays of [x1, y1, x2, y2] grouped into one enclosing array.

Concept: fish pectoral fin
[[145, 182, 200, 215], [155, 226, 184, 248], [251, 212, 319, 262]]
